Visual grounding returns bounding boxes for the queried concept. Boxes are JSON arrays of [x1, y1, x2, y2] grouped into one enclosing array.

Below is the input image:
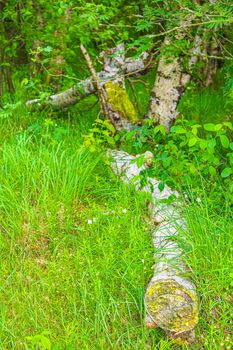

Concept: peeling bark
[[108, 149, 198, 344]]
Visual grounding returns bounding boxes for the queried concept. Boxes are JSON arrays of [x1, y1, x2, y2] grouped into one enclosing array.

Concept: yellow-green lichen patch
[[105, 81, 138, 122], [145, 280, 198, 333]]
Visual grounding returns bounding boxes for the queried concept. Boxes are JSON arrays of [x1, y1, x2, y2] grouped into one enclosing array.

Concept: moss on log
[[105, 81, 137, 123]]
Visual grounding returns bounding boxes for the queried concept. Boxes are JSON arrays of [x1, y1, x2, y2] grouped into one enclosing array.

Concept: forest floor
[[0, 95, 232, 349]]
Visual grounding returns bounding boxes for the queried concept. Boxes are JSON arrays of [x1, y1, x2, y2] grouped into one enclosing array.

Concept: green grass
[[181, 199, 232, 350], [0, 96, 232, 349], [179, 87, 232, 125], [0, 117, 156, 349]]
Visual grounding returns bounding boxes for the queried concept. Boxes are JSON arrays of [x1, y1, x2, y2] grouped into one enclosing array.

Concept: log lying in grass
[[108, 149, 198, 344], [26, 48, 149, 109]]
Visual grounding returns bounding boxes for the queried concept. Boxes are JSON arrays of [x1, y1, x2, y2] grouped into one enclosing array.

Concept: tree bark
[[108, 149, 198, 345], [146, 19, 201, 129], [146, 0, 219, 129], [26, 48, 149, 128]]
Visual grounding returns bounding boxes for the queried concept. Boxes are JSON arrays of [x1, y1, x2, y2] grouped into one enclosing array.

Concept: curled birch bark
[[108, 149, 198, 344]]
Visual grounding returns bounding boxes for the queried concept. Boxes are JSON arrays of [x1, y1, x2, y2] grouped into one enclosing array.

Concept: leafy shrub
[[120, 118, 233, 205], [83, 118, 116, 152]]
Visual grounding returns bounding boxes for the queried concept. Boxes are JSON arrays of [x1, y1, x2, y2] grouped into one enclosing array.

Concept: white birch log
[[26, 48, 149, 111], [108, 149, 198, 344]]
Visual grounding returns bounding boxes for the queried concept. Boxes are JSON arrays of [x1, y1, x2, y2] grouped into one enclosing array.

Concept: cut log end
[[145, 279, 198, 343]]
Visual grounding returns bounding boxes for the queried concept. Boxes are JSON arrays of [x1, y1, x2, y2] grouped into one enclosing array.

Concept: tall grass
[[178, 88, 232, 124], [0, 91, 232, 349], [183, 200, 232, 350], [0, 122, 157, 349]]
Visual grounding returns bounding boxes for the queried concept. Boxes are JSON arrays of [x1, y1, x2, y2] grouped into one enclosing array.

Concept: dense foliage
[[0, 0, 232, 349], [0, 0, 232, 97]]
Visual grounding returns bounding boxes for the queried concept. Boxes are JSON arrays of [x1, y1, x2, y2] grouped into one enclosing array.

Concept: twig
[[148, 19, 233, 39], [127, 78, 148, 86], [80, 43, 113, 124]]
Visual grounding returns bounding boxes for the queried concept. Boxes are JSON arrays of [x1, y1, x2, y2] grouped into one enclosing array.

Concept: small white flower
[[141, 259, 145, 264], [122, 208, 127, 214], [87, 219, 93, 224], [196, 197, 201, 203], [93, 217, 97, 222]]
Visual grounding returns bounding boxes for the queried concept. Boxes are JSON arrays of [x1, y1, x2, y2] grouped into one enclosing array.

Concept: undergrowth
[[0, 90, 232, 349]]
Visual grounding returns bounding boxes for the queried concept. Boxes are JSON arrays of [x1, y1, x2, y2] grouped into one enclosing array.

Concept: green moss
[[105, 81, 137, 123], [146, 280, 198, 333]]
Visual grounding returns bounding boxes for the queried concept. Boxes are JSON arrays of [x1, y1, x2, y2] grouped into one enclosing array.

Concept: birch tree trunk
[[146, 20, 200, 129], [146, 0, 219, 129], [108, 150, 198, 344]]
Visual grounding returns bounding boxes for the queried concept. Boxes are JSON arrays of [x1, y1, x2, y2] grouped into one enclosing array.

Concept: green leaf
[[204, 123, 217, 131], [154, 125, 166, 136], [209, 166, 217, 177], [170, 125, 186, 134], [158, 182, 165, 192], [135, 156, 144, 168], [223, 122, 233, 130], [199, 139, 207, 149], [220, 135, 230, 148], [230, 142, 233, 151], [190, 164, 197, 174], [207, 139, 216, 150], [221, 167, 232, 178], [162, 157, 172, 168], [214, 124, 223, 131], [43, 46, 53, 53], [191, 124, 201, 135], [188, 137, 197, 147]]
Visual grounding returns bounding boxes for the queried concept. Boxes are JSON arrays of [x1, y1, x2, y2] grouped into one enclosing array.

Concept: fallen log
[[26, 48, 149, 110], [80, 43, 139, 130], [108, 149, 198, 344]]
